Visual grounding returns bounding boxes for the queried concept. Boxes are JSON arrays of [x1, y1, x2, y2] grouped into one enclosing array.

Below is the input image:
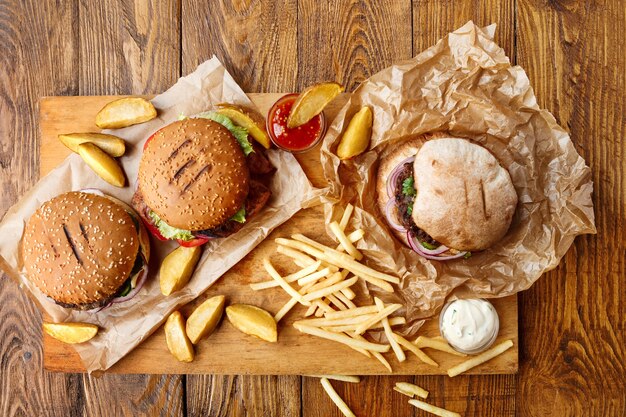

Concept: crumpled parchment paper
[[0, 56, 324, 372], [319, 22, 596, 322]]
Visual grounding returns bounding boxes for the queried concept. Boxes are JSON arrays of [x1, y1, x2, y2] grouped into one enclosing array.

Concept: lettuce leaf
[[195, 111, 254, 156], [230, 206, 246, 223], [148, 211, 194, 241], [402, 177, 416, 197]]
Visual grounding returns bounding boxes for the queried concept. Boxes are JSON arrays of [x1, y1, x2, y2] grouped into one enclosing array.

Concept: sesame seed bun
[[411, 138, 517, 251], [21, 191, 148, 310], [138, 118, 250, 231]]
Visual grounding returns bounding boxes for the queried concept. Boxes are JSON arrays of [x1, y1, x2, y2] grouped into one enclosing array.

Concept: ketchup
[[268, 94, 325, 152]]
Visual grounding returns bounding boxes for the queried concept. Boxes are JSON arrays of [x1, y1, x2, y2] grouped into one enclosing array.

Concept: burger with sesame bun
[[132, 112, 274, 247], [21, 191, 151, 310], [376, 134, 518, 261]]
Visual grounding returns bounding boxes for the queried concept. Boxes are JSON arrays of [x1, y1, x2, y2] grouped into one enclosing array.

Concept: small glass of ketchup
[[267, 93, 326, 153]]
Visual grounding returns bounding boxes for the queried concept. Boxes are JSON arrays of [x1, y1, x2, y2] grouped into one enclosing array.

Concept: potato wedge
[[216, 106, 270, 149], [336, 106, 372, 160], [226, 304, 277, 342], [164, 311, 194, 362], [186, 295, 226, 344], [58, 133, 126, 157], [287, 82, 344, 128], [77, 142, 126, 187], [43, 322, 98, 344], [160, 245, 202, 296], [95, 97, 157, 129]]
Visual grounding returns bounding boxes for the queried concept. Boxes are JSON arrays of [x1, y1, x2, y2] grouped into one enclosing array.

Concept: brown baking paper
[[320, 22, 595, 323], [0, 56, 324, 372]]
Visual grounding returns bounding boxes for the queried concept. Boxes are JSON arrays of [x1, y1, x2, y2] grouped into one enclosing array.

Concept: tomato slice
[[177, 237, 210, 247]]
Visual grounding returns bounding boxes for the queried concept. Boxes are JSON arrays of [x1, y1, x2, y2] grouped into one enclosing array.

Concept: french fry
[[329, 221, 362, 260], [278, 238, 399, 291], [394, 386, 414, 397], [408, 399, 461, 417], [250, 261, 321, 290], [293, 324, 390, 353], [395, 382, 429, 399], [296, 267, 333, 286], [303, 276, 358, 302], [323, 250, 400, 284], [325, 305, 379, 319], [314, 305, 325, 317], [304, 304, 318, 317], [415, 336, 466, 357], [351, 332, 393, 372], [393, 333, 438, 367], [353, 273, 394, 292], [335, 291, 357, 309], [353, 304, 402, 335], [339, 286, 356, 300], [324, 316, 406, 333], [447, 339, 514, 377], [294, 314, 373, 328], [327, 293, 348, 310], [375, 298, 405, 362], [263, 258, 310, 306], [274, 298, 298, 322], [338, 203, 354, 231], [309, 375, 360, 383], [277, 242, 339, 272], [304, 271, 344, 293], [313, 299, 334, 315], [335, 229, 365, 251], [320, 377, 356, 417]]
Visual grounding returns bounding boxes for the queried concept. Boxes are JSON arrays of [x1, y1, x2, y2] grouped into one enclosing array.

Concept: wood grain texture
[[297, 0, 412, 91], [0, 1, 83, 416], [516, 0, 625, 415], [182, 0, 298, 92], [186, 375, 300, 417], [76, 1, 184, 416], [39, 94, 519, 376], [79, 0, 180, 95], [412, 0, 516, 59]]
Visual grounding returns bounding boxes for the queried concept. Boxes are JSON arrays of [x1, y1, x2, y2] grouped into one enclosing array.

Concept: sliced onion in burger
[[406, 231, 467, 260]]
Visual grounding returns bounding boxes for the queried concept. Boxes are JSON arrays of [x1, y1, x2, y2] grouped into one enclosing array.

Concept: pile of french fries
[[250, 203, 516, 417]]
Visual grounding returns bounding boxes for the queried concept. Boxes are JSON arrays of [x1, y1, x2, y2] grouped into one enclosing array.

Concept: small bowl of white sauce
[[439, 298, 499, 355]]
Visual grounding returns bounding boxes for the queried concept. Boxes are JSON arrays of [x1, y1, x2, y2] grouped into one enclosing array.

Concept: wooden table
[[0, 1, 623, 416]]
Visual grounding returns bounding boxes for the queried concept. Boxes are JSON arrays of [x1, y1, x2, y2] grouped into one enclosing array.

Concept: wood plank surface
[[0, 1, 84, 417], [1, 0, 623, 416], [515, 0, 626, 415], [40, 94, 518, 376]]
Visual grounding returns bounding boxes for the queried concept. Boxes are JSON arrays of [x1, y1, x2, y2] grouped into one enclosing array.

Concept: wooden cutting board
[[40, 94, 518, 375]]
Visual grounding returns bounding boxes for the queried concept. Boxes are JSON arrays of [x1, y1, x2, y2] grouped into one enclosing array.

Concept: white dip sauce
[[440, 299, 498, 352]]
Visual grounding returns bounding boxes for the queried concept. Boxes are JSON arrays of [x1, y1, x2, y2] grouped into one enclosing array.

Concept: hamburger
[[21, 191, 151, 310], [376, 135, 517, 260], [132, 112, 274, 247]]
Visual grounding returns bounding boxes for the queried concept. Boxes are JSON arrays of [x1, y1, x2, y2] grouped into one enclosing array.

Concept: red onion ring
[[406, 233, 449, 255], [385, 199, 407, 232], [406, 231, 467, 260], [386, 156, 415, 198]]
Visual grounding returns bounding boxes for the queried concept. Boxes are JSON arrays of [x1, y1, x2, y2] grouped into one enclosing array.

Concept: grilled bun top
[[411, 138, 517, 251], [138, 118, 250, 230], [21, 192, 140, 307]]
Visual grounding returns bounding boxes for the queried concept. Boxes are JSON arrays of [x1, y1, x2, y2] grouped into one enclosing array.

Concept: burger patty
[[393, 162, 439, 247]]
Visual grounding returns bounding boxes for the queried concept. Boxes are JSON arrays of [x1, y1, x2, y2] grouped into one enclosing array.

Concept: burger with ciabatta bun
[[21, 191, 151, 310], [132, 111, 275, 247], [376, 134, 518, 260]]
